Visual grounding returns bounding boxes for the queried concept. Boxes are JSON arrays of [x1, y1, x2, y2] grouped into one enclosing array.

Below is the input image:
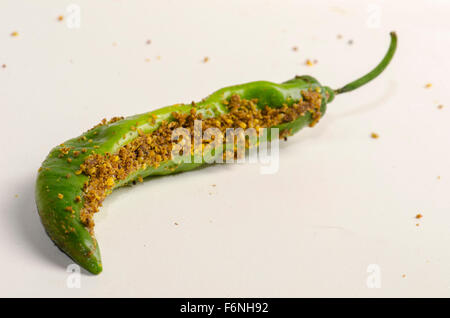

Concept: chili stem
[[334, 32, 397, 95]]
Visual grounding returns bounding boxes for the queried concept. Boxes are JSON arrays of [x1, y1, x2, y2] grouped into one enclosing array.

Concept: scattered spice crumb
[[11, 31, 19, 37], [347, 39, 354, 45], [415, 213, 423, 219], [146, 39, 151, 45], [211, 184, 216, 187], [425, 83, 432, 89], [371, 132, 379, 139], [402, 274, 406, 278], [203, 56, 210, 63], [305, 59, 317, 66], [438, 104, 444, 109], [437, 176, 441, 180], [14, 194, 19, 198], [2, 64, 6, 68], [337, 34, 343, 39], [106, 177, 115, 187], [65, 206, 73, 213], [292, 46, 298, 52], [57, 15, 64, 21]]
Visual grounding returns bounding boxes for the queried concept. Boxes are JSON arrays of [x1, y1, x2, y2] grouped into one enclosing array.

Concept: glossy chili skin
[[35, 76, 331, 274], [36, 32, 397, 274]]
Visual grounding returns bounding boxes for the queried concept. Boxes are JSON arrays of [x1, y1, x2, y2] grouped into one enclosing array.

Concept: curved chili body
[[35, 76, 329, 274], [35, 32, 396, 274]]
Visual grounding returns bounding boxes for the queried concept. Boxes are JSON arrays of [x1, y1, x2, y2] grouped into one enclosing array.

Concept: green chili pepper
[[36, 32, 397, 274]]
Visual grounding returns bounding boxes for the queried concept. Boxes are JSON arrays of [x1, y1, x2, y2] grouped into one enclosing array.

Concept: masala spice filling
[[78, 92, 322, 230]]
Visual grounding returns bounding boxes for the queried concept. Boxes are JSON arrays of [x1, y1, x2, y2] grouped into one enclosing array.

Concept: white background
[[1, 0, 449, 297]]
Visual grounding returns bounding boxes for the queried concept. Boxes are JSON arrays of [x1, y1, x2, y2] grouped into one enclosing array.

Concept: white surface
[[1, 0, 449, 297]]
